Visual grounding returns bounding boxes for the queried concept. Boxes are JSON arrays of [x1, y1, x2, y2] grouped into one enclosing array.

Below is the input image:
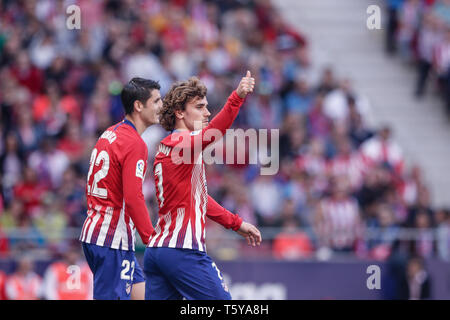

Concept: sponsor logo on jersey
[[136, 160, 145, 179], [126, 282, 132, 295], [222, 280, 229, 293]]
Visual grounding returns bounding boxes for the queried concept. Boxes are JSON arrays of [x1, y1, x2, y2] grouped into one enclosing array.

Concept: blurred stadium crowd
[[385, 0, 450, 112], [1, 0, 450, 299]]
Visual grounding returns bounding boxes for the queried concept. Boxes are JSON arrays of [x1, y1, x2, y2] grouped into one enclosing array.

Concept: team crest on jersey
[[221, 280, 229, 293], [125, 282, 132, 295], [136, 160, 145, 179]]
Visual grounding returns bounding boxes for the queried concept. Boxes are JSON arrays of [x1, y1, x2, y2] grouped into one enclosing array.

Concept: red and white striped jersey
[[148, 91, 244, 252], [316, 197, 362, 250], [328, 152, 367, 190], [79, 119, 154, 251], [360, 136, 404, 175]]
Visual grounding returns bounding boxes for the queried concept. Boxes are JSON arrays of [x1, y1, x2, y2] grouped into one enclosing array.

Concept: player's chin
[[202, 121, 209, 128]]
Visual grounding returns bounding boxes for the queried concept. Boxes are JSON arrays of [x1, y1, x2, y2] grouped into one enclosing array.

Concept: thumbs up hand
[[236, 70, 255, 98]]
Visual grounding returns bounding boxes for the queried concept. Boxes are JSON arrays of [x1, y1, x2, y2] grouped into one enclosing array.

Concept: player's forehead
[[187, 95, 208, 107]]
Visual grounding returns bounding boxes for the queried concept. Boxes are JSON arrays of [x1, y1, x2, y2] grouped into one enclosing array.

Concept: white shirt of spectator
[[361, 136, 404, 172], [323, 89, 371, 122]]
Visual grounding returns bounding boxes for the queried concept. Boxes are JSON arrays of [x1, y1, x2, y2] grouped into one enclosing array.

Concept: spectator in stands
[[415, 12, 442, 97], [314, 175, 363, 253], [323, 79, 355, 122], [9, 50, 43, 95], [13, 166, 48, 218], [1, 133, 24, 204], [412, 210, 435, 258], [383, 186, 409, 225], [406, 185, 434, 227], [250, 174, 282, 227], [366, 204, 400, 260], [295, 137, 328, 195], [273, 218, 313, 260], [385, 0, 405, 54], [245, 90, 283, 130], [435, 208, 450, 261], [41, 246, 93, 300], [397, 0, 423, 62], [224, 186, 258, 227], [279, 114, 306, 160], [0, 270, 6, 300], [32, 195, 68, 252], [307, 92, 332, 139], [315, 67, 338, 95], [0, 198, 24, 231], [400, 165, 424, 207], [398, 256, 432, 299], [433, 26, 450, 114], [432, 0, 450, 25], [284, 74, 313, 116], [361, 126, 405, 176], [0, 226, 9, 257], [28, 137, 70, 189], [328, 136, 366, 192], [349, 112, 374, 148], [57, 120, 85, 164], [5, 255, 42, 300], [8, 214, 45, 253], [15, 104, 44, 155], [57, 165, 87, 228]]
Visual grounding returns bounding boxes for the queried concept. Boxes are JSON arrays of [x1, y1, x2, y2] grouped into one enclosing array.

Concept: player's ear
[[133, 100, 143, 113], [175, 109, 184, 120]]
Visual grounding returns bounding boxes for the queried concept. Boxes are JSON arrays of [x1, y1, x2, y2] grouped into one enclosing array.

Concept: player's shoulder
[[160, 130, 192, 148], [95, 123, 121, 145], [109, 122, 146, 148]]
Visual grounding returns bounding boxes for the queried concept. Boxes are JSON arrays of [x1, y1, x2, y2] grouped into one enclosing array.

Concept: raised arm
[[172, 71, 255, 151], [200, 71, 255, 147]]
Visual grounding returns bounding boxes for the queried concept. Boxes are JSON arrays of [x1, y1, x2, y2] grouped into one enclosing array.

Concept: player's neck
[[174, 121, 190, 132], [125, 114, 146, 135]]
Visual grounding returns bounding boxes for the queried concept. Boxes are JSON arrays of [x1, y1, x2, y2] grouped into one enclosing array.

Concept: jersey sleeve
[[170, 90, 245, 154], [200, 90, 244, 147], [122, 142, 154, 245], [206, 195, 243, 231]]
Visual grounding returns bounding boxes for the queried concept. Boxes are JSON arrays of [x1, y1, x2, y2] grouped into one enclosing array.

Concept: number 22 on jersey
[[87, 148, 110, 199]]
